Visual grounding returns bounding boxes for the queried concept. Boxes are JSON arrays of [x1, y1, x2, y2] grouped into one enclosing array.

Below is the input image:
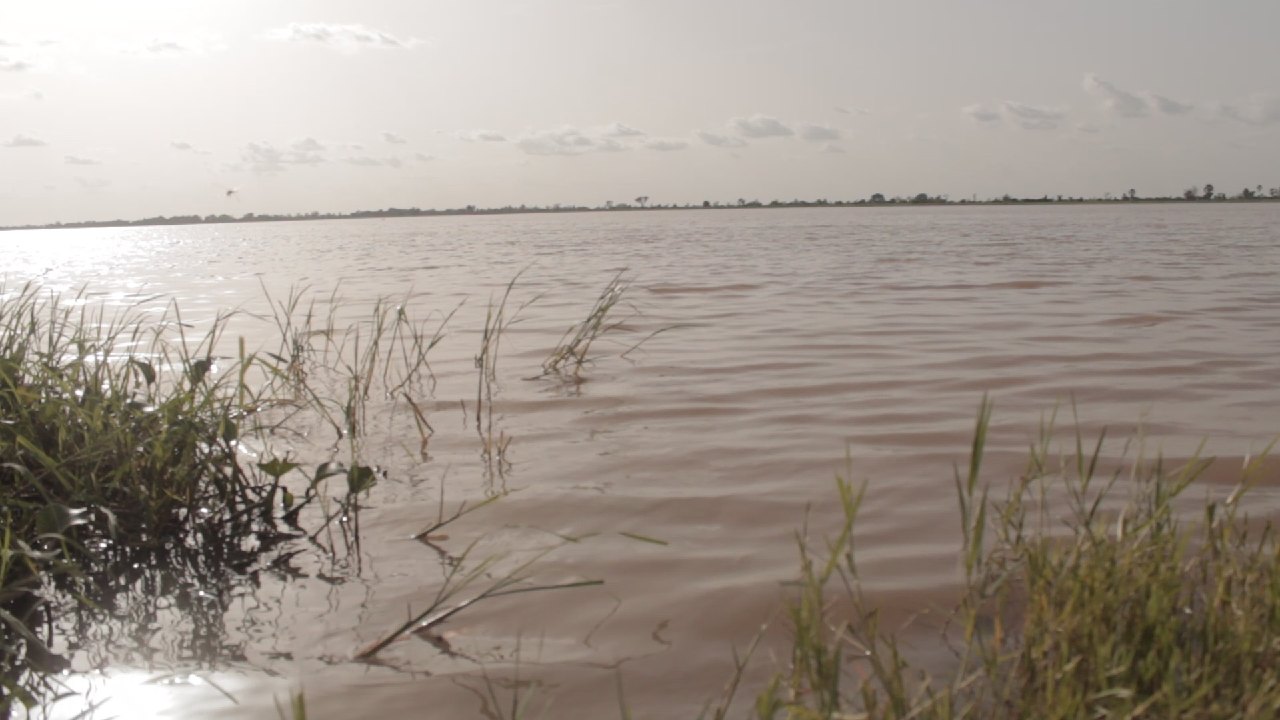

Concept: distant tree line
[[5, 184, 1278, 231]]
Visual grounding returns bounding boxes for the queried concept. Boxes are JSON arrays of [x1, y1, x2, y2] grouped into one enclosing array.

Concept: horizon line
[[4, 191, 1278, 232]]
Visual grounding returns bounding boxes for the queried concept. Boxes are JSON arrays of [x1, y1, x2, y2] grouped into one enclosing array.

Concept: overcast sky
[[2, 0, 1279, 225]]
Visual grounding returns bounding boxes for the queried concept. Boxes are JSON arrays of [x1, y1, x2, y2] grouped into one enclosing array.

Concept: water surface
[[5, 204, 1279, 717]]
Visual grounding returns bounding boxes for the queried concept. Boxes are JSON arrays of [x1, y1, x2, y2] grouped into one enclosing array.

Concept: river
[[4, 203, 1279, 718]]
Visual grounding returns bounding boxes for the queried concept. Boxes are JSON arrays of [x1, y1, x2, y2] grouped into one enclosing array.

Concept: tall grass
[[753, 400, 1280, 719]]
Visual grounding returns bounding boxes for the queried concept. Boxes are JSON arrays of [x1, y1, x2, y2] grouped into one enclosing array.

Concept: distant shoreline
[[4, 195, 1278, 233]]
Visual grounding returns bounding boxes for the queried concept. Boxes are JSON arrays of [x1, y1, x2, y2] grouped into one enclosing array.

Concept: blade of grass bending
[[413, 493, 502, 541], [617, 531, 669, 546], [616, 672, 633, 720], [273, 689, 307, 720], [354, 579, 603, 660], [619, 325, 678, 360]]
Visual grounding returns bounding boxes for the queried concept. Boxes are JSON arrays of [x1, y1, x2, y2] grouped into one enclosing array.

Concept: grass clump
[[542, 270, 631, 378], [0, 285, 269, 712], [0, 283, 442, 716], [755, 400, 1280, 719]]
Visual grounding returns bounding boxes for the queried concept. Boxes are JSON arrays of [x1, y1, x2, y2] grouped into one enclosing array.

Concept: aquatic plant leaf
[[0, 357, 18, 383], [314, 462, 346, 483], [188, 358, 212, 384], [35, 504, 89, 535], [0, 672, 40, 712], [96, 505, 119, 538], [1, 462, 36, 484], [130, 358, 156, 386], [347, 465, 377, 495], [258, 458, 300, 480], [0, 607, 43, 645], [618, 531, 669, 546]]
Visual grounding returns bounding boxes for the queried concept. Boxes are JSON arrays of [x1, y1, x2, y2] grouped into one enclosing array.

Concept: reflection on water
[[46, 670, 258, 719], [5, 204, 1280, 717]]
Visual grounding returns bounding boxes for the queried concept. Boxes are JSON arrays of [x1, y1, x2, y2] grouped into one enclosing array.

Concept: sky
[[2, 0, 1279, 226]]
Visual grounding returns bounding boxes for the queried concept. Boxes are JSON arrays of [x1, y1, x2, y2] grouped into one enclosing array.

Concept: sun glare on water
[[41, 669, 254, 719]]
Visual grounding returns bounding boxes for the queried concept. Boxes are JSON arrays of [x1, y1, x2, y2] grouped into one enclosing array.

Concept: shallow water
[[5, 204, 1280, 718]]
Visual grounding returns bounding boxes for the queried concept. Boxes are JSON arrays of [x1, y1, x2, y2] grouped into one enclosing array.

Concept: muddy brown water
[[5, 204, 1280, 718]]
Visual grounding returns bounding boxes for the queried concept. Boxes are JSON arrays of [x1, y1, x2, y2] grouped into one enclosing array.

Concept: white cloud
[[459, 130, 508, 142], [1075, 123, 1103, 134], [1001, 101, 1067, 130], [242, 140, 327, 173], [111, 34, 227, 58], [1083, 74, 1147, 118], [517, 127, 592, 155], [3, 133, 47, 147], [462, 121, 641, 156], [0, 40, 63, 74], [731, 114, 794, 138], [1083, 74, 1193, 118], [799, 123, 841, 142], [643, 139, 689, 151], [414, 152, 435, 162], [962, 104, 1001, 123], [1149, 93, 1194, 116], [267, 23, 423, 52], [344, 156, 403, 168], [0, 39, 33, 71], [601, 122, 645, 137], [0, 55, 32, 72], [382, 131, 407, 144], [833, 106, 870, 116], [64, 155, 100, 165], [0, 90, 42, 103], [170, 140, 212, 155], [516, 126, 627, 156], [696, 130, 747, 148], [146, 40, 188, 55], [75, 177, 110, 190], [1219, 92, 1280, 125], [821, 143, 845, 154], [154, 38, 220, 56]]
